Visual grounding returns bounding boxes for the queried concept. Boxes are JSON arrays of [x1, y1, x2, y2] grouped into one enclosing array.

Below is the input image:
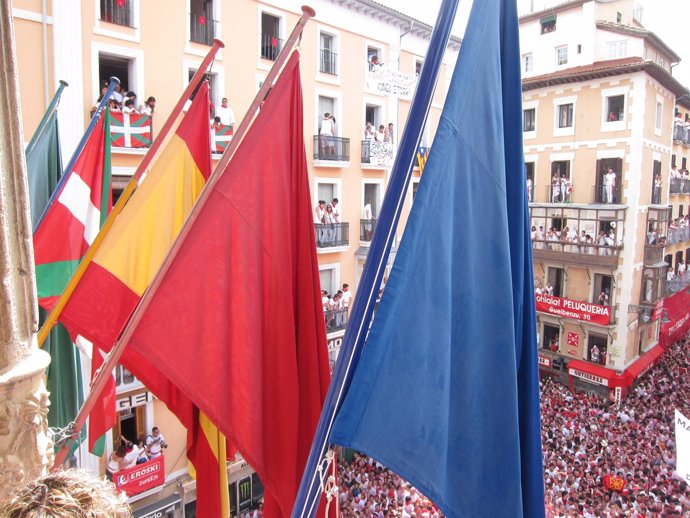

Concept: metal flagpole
[[37, 40, 225, 348], [25, 80, 68, 159], [291, 2, 460, 518], [34, 77, 119, 232], [50, 6, 316, 470]]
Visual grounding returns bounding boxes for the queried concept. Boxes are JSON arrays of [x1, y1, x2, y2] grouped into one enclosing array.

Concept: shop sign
[[327, 337, 343, 352], [117, 391, 153, 411], [538, 355, 551, 368], [115, 456, 164, 496], [568, 367, 609, 387], [536, 294, 611, 325]]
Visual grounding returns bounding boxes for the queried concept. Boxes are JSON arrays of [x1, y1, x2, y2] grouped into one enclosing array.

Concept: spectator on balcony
[[597, 230, 609, 256], [597, 290, 610, 306], [604, 167, 616, 203], [671, 165, 681, 179], [112, 83, 125, 106], [122, 98, 139, 115], [331, 198, 341, 222], [544, 281, 554, 296], [363, 199, 373, 240], [120, 440, 141, 470], [210, 115, 222, 131], [323, 204, 338, 245], [108, 98, 121, 113], [551, 172, 561, 202], [654, 174, 662, 203], [364, 122, 375, 140], [369, 54, 381, 71], [590, 344, 601, 363], [320, 112, 336, 157], [530, 225, 537, 240], [526, 177, 533, 201], [136, 439, 149, 464], [124, 90, 137, 108], [146, 427, 168, 458], [585, 233, 595, 254], [314, 199, 326, 224], [341, 283, 352, 308], [215, 97, 235, 128], [139, 96, 156, 116], [107, 445, 125, 480], [534, 281, 543, 295], [385, 123, 395, 145], [375, 124, 386, 142], [535, 225, 545, 248]]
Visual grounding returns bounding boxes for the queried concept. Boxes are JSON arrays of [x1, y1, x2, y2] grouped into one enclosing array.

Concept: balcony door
[[318, 96, 336, 134], [594, 158, 622, 204]]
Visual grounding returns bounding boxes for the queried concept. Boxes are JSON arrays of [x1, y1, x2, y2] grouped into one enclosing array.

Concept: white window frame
[[257, 6, 286, 71], [365, 41, 385, 75], [93, 0, 141, 43], [600, 86, 628, 133], [185, 0, 223, 58], [555, 45, 568, 67], [523, 53, 533, 73], [313, 177, 343, 212], [655, 95, 664, 136], [606, 40, 628, 59], [314, 87, 342, 137], [318, 263, 341, 297], [316, 26, 341, 86], [90, 42, 145, 106], [523, 100, 539, 140], [362, 179, 385, 219], [553, 96, 576, 137], [182, 59, 226, 111]]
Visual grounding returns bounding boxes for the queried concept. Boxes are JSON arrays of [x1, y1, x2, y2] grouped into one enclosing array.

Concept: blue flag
[[329, 0, 545, 516]]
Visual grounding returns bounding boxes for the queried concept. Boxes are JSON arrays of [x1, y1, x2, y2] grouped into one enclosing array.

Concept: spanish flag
[[57, 82, 228, 518]]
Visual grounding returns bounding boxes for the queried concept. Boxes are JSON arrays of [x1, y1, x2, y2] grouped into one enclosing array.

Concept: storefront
[[133, 494, 181, 518]]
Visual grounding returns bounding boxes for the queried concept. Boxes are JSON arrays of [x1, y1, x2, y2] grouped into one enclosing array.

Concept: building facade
[[11, 1, 458, 516], [520, 0, 690, 398]]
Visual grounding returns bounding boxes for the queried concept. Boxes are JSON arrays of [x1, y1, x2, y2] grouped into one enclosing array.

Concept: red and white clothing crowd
[[337, 335, 690, 517]]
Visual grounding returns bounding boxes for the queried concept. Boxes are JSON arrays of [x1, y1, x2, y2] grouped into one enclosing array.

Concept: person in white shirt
[[604, 167, 616, 203], [120, 441, 141, 470], [215, 97, 235, 128], [341, 283, 352, 307], [145, 426, 168, 458], [330, 198, 341, 222]]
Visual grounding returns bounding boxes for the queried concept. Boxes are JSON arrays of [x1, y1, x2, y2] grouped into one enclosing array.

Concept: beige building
[[520, 0, 689, 398], [11, 0, 458, 515]]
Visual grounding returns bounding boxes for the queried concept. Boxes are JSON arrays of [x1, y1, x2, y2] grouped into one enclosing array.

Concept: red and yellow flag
[[57, 82, 228, 518]]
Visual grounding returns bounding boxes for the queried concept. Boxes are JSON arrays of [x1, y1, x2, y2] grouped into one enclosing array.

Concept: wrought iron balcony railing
[[313, 135, 350, 162], [325, 307, 348, 332], [260, 33, 284, 60], [190, 14, 217, 45], [320, 49, 338, 75], [100, 0, 133, 27], [360, 218, 378, 242], [315, 222, 349, 248]]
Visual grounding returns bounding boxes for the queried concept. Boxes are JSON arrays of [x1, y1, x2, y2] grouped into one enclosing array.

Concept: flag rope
[[291, 2, 459, 518]]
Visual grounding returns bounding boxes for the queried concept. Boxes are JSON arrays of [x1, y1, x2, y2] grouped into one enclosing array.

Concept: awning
[[567, 359, 618, 387], [133, 494, 181, 518], [624, 345, 664, 382], [540, 13, 556, 24]]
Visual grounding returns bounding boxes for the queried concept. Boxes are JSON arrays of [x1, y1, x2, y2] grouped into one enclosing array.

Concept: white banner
[[675, 409, 690, 482]]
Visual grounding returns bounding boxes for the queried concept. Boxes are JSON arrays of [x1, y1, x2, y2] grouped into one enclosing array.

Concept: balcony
[[670, 177, 690, 194], [644, 245, 665, 265], [313, 136, 350, 162], [361, 140, 393, 167], [100, 0, 133, 27], [325, 307, 348, 333], [190, 14, 217, 45], [545, 184, 573, 204], [668, 226, 690, 245], [673, 124, 685, 143], [592, 185, 621, 205], [110, 112, 153, 149], [531, 239, 621, 267], [319, 49, 337, 75], [260, 33, 283, 60], [315, 223, 349, 249], [667, 276, 690, 295], [360, 218, 378, 242]]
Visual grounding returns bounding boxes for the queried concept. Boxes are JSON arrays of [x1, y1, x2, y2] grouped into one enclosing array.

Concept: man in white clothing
[[215, 97, 235, 128], [145, 426, 168, 458]]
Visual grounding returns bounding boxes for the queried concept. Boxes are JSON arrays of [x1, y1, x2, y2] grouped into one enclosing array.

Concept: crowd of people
[[531, 225, 620, 256], [322, 283, 352, 330], [337, 336, 690, 517], [95, 82, 156, 116], [106, 427, 167, 480]]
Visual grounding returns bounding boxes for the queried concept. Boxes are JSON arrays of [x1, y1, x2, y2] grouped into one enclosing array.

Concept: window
[[415, 59, 423, 77], [367, 46, 382, 70], [190, 0, 215, 45], [540, 14, 556, 34], [555, 46, 568, 66], [114, 365, 137, 388], [100, 0, 133, 27], [558, 103, 573, 128], [523, 108, 536, 132], [523, 53, 533, 73], [606, 95, 625, 122], [260, 12, 282, 60], [655, 100, 663, 131], [319, 32, 337, 75], [547, 266, 565, 297], [363, 182, 382, 218], [587, 333, 608, 365], [525, 162, 535, 202], [607, 40, 628, 59], [188, 69, 218, 110], [594, 158, 623, 204], [592, 274, 612, 306], [550, 161, 571, 203], [319, 267, 338, 298], [542, 324, 560, 353]]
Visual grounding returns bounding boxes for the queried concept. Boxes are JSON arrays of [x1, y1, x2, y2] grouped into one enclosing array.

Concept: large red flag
[[119, 52, 330, 518]]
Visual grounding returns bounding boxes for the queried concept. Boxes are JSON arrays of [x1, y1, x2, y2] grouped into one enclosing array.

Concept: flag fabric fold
[[117, 52, 330, 518], [329, 1, 544, 517], [32, 109, 114, 455], [55, 82, 227, 517], [26, 106, 86, 453]]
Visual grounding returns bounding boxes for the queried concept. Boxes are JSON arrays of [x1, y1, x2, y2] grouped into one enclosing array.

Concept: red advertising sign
[[114, 456, 165, 496], [538, 355, 551, 368], [535, 294, 611, 325]]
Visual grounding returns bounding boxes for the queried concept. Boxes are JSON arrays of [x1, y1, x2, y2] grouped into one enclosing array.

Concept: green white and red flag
[[110, 112, 152, 148]]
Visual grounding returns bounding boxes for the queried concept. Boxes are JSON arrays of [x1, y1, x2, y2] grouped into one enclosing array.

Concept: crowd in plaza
[[337, 336, 690, 517]]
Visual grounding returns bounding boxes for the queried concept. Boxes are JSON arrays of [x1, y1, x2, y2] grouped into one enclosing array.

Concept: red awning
[[567, 359, 619, 387], [624, 345, 664, 382]]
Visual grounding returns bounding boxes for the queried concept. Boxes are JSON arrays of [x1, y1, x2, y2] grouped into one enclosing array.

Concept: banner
[[111, 112, 152, 148], [365, 65, 417, 99], [114, 456, 165, 496], [661, 289, 690, 346], [535, 294, 611, 325], [676, 409, 690, 483], [212, 123, 233, 154]]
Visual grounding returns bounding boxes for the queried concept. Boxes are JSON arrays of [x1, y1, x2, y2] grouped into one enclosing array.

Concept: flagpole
[[37, 40, 225, 348], [34, 77, 119, 232], [50, 7, 316, 469], [25, 80, 68, 158], [291, 2, 459, 518]]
